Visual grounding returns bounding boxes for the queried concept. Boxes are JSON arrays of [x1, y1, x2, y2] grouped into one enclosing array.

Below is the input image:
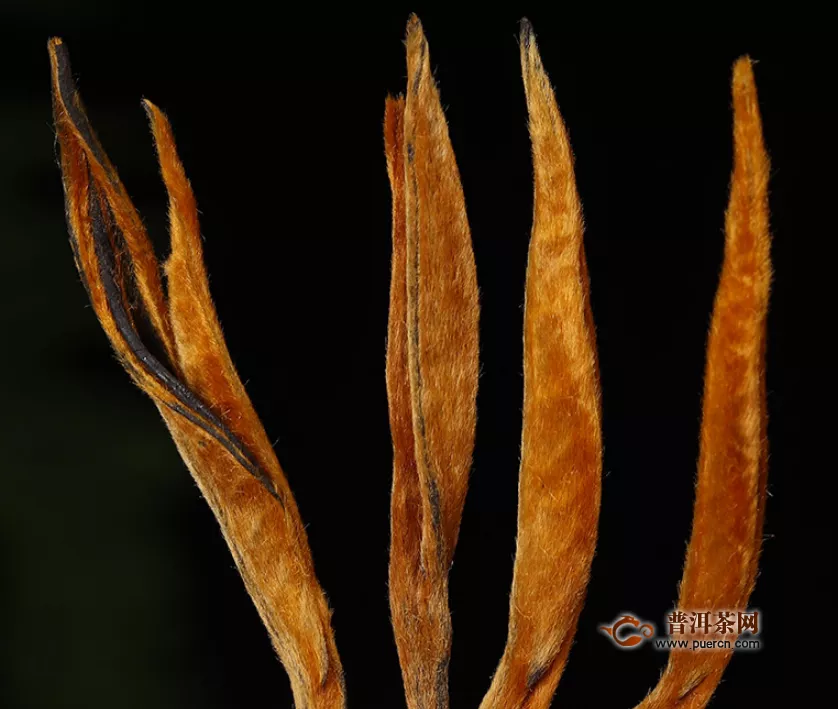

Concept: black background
[[1, 3, 832, 707]]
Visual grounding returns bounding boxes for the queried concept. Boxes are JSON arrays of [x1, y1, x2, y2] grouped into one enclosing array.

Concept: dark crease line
[[427, 478, 443, 554], [676, 675, 709, 705], [435, 655, 449, 709], [85, 179, 284, 507], [405, 129, 442, 572], [163, 402, 284, 510], [52, 42, 116, 184], [54, 42, 170, 371], [525, 662, 548, 692], [521, 653, 559, 703], [412, 37, 426, 97], [106, 199, 174, 372]]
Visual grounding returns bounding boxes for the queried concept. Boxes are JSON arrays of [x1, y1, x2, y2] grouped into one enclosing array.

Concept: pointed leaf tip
[[520, 17, 534, 48]]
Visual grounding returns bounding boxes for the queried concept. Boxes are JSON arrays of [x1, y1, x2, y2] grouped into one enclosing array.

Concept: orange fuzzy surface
[[49, 38, 344, 709], [49, 23, 771, 709], [480, 21, 602, 709], [384, 15, 480, 709], [635, 57, 771, 709]]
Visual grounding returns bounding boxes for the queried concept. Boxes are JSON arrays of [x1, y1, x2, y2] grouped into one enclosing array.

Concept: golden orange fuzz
[[384, 16, 480, 709], [479, 20, 603, 709], [50, 16, 770, 709], [48, 37, 344, 709], [635, 56, 771, 709]]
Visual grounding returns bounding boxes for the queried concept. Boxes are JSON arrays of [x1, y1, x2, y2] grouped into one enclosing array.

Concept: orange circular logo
[[599, 615, 656, 648]]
